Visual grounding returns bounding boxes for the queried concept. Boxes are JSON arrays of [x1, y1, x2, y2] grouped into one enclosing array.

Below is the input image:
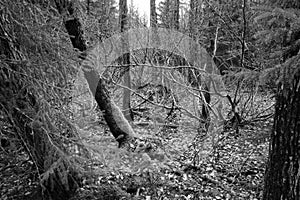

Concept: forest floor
[[72, 119, 271, 200], [0, 92, 273, 200]]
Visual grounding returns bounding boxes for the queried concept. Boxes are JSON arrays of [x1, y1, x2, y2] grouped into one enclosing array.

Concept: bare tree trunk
[[54, 0, 136, 147], [189, 0, 211, 124], [164, 0, 171, 28], [263, 2, 300, 199], [173, 0, 180, 30], [150, 0, 157, 28], [189, 0, 203, 39], [119, 0, 132, 121], [150, 0, 161, 81], [263, 58, 300, 200]]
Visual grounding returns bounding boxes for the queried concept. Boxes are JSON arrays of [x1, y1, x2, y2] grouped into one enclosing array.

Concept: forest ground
[[0, 91, 273, 200]]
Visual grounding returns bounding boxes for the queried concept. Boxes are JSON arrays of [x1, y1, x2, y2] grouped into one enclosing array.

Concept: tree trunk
[[188, 0, 211, 124], [150, 0, 161, 81], [0, 7, 80, 200], [263, 60, 300, 199], [119, 0, 132, 121], [150, 0, 157, 28], [173, 0, 180, 30], [54, 0, 136, 147], [163, 0, 171, 28]]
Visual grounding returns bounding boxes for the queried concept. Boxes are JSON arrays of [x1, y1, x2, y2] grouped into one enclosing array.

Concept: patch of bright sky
[[128, 0, 189, 26], [129, 0, 150, 17], [128, 0, 157, 26]]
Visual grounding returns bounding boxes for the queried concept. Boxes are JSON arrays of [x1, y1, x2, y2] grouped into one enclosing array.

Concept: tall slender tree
[[119, 0, 132, 121], [188, 0, 211, 124], [173, 0, 180, 29], [150, 0, 157, 28], [158, 0, 179, 29], [158, 0, 171, 28]]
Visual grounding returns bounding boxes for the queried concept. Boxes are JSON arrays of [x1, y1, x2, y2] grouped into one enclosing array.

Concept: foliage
[[0, 0, 83, 198], [1, 0, 298, 199]]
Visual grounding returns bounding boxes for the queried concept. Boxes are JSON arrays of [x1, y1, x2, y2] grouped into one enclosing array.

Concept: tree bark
[[173, 0, 180, 30], [160, 0, 170, 28], [54, 0, 136, 147], [150, 0, 157, 28], [263, 60, 300, 199], [119, 0, 132, 121]]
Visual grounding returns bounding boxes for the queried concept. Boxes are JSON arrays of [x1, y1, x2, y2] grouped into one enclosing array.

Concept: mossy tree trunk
[[0, 6, 80, 200]]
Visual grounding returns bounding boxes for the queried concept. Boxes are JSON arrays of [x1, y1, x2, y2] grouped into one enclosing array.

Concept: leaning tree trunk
[[263, 59, 300, 199], [54, 0, 136, 147]]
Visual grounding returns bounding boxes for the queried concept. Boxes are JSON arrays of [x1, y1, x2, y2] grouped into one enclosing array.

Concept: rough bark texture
[[263, 62, 300, 200], [54, 0, 135, 147]]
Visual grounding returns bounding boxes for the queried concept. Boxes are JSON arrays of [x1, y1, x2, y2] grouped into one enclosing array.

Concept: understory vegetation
[[1, 0, 299, 199]]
